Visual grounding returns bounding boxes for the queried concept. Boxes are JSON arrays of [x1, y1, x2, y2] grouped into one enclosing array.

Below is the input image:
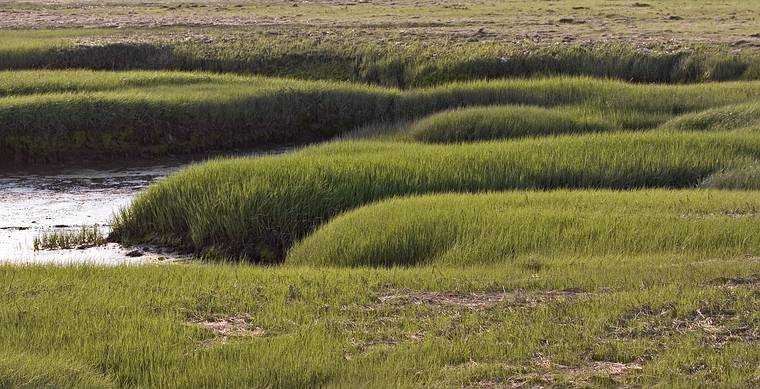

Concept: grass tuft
[[33, 227, 107, 251]]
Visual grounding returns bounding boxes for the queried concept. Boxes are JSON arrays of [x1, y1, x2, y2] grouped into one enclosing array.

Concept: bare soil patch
[[710, 274, 760, 289], [609, 305, 758, 347], [379, 288, 589, 309], [464, 355, 643, 388], [188, 314, 265, 346]]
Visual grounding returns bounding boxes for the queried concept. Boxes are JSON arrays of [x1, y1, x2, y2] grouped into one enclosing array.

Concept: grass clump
[[401, 105, 615, 142], [0, 77, 396, 164], [112, 132, 760, 262], [287, 190, 760, 267], [33, 227, 107, 251]]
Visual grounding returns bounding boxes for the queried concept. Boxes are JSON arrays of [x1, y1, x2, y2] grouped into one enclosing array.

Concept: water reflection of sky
[[0, 162, 181, 264], [1, 149, 288, 264]]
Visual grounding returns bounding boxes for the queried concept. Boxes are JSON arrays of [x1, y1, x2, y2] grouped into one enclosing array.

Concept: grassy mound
[[662, 101, 760, 132], [0, 78, 396, 164], [700, 166, 760, 189], [112, 132, 760, 262], [3, 74, 760, 163], [402, 105, 615, 142], [286, 190, 760, 267]]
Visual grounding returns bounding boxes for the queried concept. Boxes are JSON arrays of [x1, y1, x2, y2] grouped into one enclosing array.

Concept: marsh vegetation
[[33, 226, 107, 251], [1, 0, 759, 387]]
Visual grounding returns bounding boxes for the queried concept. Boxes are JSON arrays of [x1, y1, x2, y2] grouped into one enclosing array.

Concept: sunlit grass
[[287, 190, 760, 266], [0, 260, 757, 387], [33, 227, 107, 251], [112, 132, 760, 261]]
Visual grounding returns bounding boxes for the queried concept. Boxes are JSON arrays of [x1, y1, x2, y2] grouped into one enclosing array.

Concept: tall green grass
[[3, 74, 760, 163], [112, 132, 760, 261], [287, 190, 760, 267], [0, 78, 396, 163]]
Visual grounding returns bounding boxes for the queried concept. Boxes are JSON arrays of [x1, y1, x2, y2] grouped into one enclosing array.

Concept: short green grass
[[0, 259, 757, 388]]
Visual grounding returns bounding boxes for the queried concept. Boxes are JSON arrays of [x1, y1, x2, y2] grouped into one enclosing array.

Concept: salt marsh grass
[[2, 29, 759, 87], [3, 73, 760, 163], [287, 190, 760, 267], [112, 132, 760, 261], [400, 105, 615, 142], [3, 2, 760, 387], [700, 166, 760, 189]]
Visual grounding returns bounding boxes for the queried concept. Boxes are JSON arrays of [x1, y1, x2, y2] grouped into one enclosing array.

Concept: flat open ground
[[0, 0, 759, 47], [0, 1, 759, 388]]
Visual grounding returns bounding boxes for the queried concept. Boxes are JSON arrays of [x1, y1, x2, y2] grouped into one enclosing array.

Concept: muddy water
[[0, 151, 281, 265]]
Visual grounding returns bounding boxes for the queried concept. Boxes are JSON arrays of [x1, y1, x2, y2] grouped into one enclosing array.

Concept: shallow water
[[0, 151, 283, 265]]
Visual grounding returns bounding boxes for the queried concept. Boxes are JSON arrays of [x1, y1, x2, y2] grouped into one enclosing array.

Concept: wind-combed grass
[[0, 352, 115, 389], [3, 74, 760, 163], [112, 132, 760, 262], [0, 260, 757, 387], [700, 166, 760, 189], [287, 190, 760, 267], [33, 227, 107, 250], [662, 101, 760, 132], [400, 105, 615, 142]]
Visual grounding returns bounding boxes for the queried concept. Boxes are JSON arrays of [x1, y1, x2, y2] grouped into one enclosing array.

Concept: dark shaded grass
[[2, 34, 759, 87], [3, 75, 760, 164], [0, 81, 397, 164], [112, 132, 760, 262]]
